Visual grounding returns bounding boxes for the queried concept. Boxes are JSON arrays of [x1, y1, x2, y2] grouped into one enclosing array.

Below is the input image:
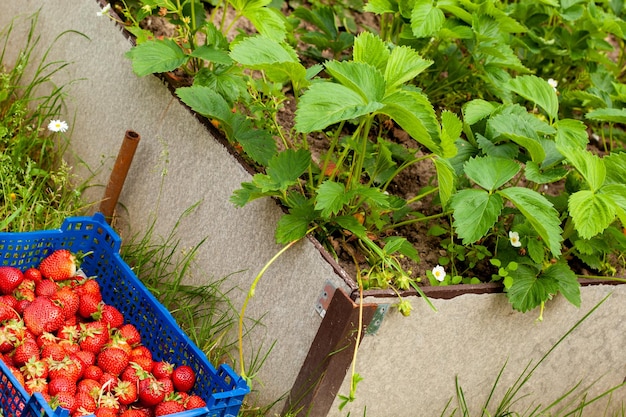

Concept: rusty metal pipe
[[99, 130, 141, 223]]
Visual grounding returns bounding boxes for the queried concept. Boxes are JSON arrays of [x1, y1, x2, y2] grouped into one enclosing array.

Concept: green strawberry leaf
[[463, 156, 520, 191], [315, 180, 349, 218], [507, 265, 559, 313], [569, 190, 616, 239], [544, 262, 580, 308], [498, 187, 563, 257], [450, 189, 503, 244], [508, 75, 559, 121], [125, 39, 188, 77], [266, 149, 311, 190]]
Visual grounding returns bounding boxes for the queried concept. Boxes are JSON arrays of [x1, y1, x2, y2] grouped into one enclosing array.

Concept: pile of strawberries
[[0, 249, 207, 417]]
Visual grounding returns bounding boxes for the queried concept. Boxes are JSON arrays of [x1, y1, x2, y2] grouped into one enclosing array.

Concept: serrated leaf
[[244, 7, 287, 41], [585, 108, 626, 124], [508, 75, 559, 121], [230, 36, 304, 84], [384, 45, 432, 92], [315, 180, 349, 218], [499, 187, 563, 257], [501, 132, 546, 164], [176, 85, 233, 121], [524, 161, 567, 184], [527, 238, 545, 263], [325, 61, 386, 103], [561, 147, 606, 192], [411, 0, 446, 37], [507, 265, 558, 312], [189, 46, 234, 66], [569, 190, 616, 239], [295, 82, 384, 133], [353, 31, 389, 74], [266, 148, 311, 189], [364, 0, 398, 14], [380, 90, 440, 154], [604, 152, 626, 184], [434, 157, 456, 208], [275, 203, 317, 243], [554, 118, 589, 150], [126, 39, 188, 77], [450, 189, 503, 244], [354, 186, 391, 208], [230, 182, 271, 207], [383, 236, 420, 262], [440, 110, 461, 158], [543, 263, 581, 307], [334, 215, 367, 238], [463, 156, 520, 191], [462, 99, 496, 125], [232, 116, 277, 166]]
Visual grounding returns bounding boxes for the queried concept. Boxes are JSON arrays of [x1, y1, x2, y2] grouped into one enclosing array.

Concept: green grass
[[0, 11, 90, 231]]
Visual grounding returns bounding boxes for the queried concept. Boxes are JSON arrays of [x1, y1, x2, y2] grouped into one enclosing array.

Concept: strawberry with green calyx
[[172, 364, 196, 392], [51, 286, 80, 320], [0, 266, 24, 295], [48, 375, 77, 396], [97, 346, 130, 375], [185, 394, 207, 410], [22, 296, 65, 335], [152, 361, 174, 380], [75, 391, 97, 415], [24, 268, 42, 283], [118, 323, 141, 346], [20, 356, 49, 380], [0, 301, 19, 323], [114, 379, 139, 405], [155, 398, 186, 416], [24, 377, 48, 396], [138, 377, 166, 406], [79, 321, 110, 353], [12, 338, 40, 367], [39, 249, 79, 281]]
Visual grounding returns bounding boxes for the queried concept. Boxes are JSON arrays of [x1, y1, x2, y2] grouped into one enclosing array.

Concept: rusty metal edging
[[283, 288, 377, 417]]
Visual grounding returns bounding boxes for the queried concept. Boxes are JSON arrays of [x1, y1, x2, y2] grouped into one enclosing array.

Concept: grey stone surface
[[332, 285, 626, 416]]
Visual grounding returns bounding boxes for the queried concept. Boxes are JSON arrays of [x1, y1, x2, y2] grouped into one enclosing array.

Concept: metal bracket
[[315, 281, 337, 318], [366, 303, 389, 335]]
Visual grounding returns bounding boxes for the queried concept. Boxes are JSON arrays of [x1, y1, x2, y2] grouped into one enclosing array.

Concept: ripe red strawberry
[[77, 378, 102, 395], [0, 267, 24, 295], [172, 365, 196, 392], [38, 249, 77, 281], [75, 391, 97, 414], [99, 372, 119, 393], [24, 377, 49, 395], [51, 286, 80, 319], [0, 294, 18, 309], [22, 296, 65, 335], [78, 293, 102, 319], [159, 377, 175, 396], [83, 364, 103, 381], [118, 323, 141, 346], [52, 391, 77, 413], [79, 321, 109, 353], [96, 408, 120, 417], [152, 361, 174, 379], [130, 345, 152, 360], [20, 356, 49, 379], [49, 375, 77, 396], [155, 400, 185, 416], [130, 355, 153, 372], [114, 379, 138, 405], [24, 268, 42, 282], [0, 301, 18, 323], [120, 362, 148, 384], [35, 279, 58, 297], [185, 394, 207, 409], [40, 342, 65, 361], [12, 339, 40, 366], [138, 377, 166, 406], [73, 349, 96, 367], [0, 326, 17, 353], [119, 410, 145, 417], [48, 356, 82, 383], [97, 347, 130, 375], [99, 304, 124, 329]]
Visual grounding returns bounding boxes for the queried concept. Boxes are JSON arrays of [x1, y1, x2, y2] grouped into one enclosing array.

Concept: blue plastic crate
[[0, 213, 249, 417]]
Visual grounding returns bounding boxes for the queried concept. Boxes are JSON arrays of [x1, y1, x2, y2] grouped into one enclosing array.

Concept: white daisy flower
[[47, 120, 68, 133]]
